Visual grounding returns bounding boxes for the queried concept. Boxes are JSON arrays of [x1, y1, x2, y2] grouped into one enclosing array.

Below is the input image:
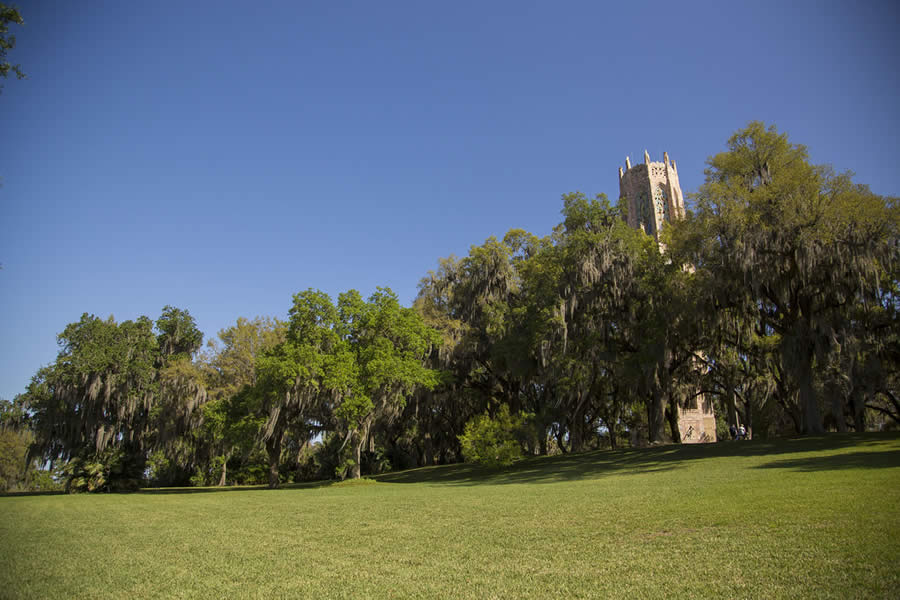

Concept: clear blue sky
[[2, 0, 899, 401]]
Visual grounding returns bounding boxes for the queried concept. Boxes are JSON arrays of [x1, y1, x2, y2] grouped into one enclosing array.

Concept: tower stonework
[[618, 150, 685, 241], [618, 151, 717, 444]]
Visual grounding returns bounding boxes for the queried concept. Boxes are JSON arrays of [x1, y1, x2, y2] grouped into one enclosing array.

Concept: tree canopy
[[8, 122, 899, 491]]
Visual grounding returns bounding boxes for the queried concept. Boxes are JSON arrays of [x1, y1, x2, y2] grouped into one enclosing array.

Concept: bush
[[0, 428, 30, 492], [27, 468, 62, 492], [459, 406, 532, 467], [62, 448, 143, 493]]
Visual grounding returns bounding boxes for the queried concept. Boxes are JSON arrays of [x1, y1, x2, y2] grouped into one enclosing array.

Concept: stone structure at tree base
[[618, 151, 717, 443], [677, 398, 717, 443]]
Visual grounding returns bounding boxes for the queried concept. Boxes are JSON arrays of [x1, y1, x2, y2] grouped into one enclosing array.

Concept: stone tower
[[618, 151, 717, 444], [618, 150, 685, 241]]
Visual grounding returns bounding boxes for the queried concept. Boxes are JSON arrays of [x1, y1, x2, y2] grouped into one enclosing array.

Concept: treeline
[[4, 122, 899, 492]]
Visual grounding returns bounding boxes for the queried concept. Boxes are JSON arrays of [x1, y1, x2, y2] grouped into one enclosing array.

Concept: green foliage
[[27, 467, 62, 492], [253, 290, 347, 487], [459, 405, 532, 467], [61, 448, 142, 493], [0, 427, 29, 492], [333, 394, 373, 432], [0, 2, 25, 89], [0, 395, 27, 429], [308, 432, 354, 481], [0, 398, 61, 493], [670, 121, 900, 435], [145, 450, 169, 486], [156, 306, 203, 359], [203, 316, 285, 396], [331, 476, 378, 486], [334, 287, 441, 478], [193, 316, 284, 486], [24, 313, 160, 467], [22, 308, 209, 491], [61, 456, 107, 493]]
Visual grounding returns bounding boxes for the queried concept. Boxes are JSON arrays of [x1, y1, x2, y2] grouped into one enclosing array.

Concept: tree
[[0, 3, 25, 91], [22, 307, 209, 491], [0, 397, 62, 492], [410, 231, 556, 464], [553, 192, 697, 447], [196, 317, 284, 486], [670, 122, 900, 434], [0, 398, 30, 491], [335, 288, 440, 479], [150, 307, 206, 485], [149, 355, 207, 486], [256, 290, 344, 488], [410, 256, 470, 465], [459, 405, 532, 467], [156, 305, 204, 360], [23, 314, 160, 490]]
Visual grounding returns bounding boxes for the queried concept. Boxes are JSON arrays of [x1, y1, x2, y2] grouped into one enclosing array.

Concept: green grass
[[2, 434, 899, 599]]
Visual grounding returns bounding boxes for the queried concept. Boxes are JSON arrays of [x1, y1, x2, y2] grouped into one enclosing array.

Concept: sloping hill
[[2, 434, 898, 599], [378, 433, 900, 486]]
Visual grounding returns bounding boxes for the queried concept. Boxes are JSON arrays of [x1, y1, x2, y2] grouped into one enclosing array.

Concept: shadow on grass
[[7, 433, 895, 497], [0, 490, 67, 498], [755, 448, 900, 472], [376, 432, 900, 487], [138, 479, 336, 495], [375, 445, 688, 487], [0, 480, 338, 498]]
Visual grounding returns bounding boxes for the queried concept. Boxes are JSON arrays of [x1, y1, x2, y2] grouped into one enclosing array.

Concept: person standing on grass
[[738, 424, 746, 440], [730, 424, 737, 440]]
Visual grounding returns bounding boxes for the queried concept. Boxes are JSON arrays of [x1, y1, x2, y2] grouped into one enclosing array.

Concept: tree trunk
[[796, 355, 824, 434], [423, 430, 434, 466], [508, 379, 522, 415], [608, 386, 621, 450], [852, 388, 867, 432], [217, 451, 230, 487], [569, 416, 584, 453], [778, 392, 803, 435], [351, 435, 362, 480], [569, 390, 590, 452], [666, 397, 681, 443], [831, 386, 848, 432], [537, 386, 551, 455], [726, 386, 738, 428], [648, 390, 666, 444], [350, 420, 373, 479], [745, 398, 753, 440], [266, 434, 282, 489]]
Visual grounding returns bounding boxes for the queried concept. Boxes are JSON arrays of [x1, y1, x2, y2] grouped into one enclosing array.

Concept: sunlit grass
[[2, 433, 898, 599]]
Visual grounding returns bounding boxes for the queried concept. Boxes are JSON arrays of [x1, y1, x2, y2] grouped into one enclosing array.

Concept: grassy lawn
[[2, 433, 899, 599]]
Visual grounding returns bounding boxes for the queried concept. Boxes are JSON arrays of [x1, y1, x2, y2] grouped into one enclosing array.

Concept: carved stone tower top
[[618, 151, 686, 241]]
